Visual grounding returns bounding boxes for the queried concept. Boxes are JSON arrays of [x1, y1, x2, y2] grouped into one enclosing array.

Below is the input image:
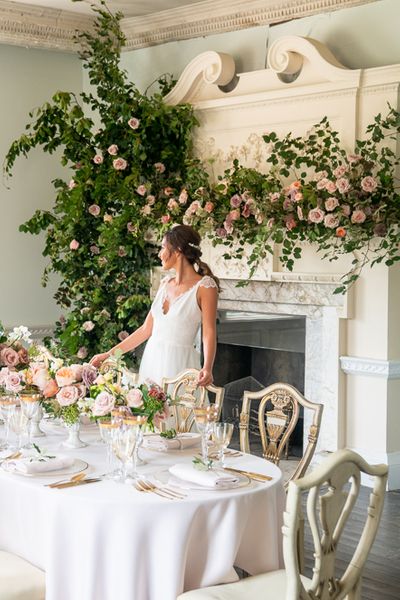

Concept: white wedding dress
[[138, 275, 218, 386]]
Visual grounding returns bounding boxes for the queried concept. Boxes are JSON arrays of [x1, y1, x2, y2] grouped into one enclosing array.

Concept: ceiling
[[8, 0, 205, 17]]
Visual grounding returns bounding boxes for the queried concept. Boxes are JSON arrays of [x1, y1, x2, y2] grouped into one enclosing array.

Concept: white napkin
[[143, 433, 201, 452], [169, 463, 239, 488], [5, 454, 75, 475]]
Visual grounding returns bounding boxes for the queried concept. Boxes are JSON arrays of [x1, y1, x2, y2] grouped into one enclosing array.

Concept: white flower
[[8, 326, 32, 343]]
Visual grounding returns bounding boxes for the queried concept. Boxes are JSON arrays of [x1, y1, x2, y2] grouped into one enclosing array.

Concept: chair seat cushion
[[0, 551, 45, 600]]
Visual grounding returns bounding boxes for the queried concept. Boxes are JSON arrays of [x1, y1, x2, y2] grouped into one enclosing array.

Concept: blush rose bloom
[[107, 144, 118, 155], [229, 209, 240, 221], [167, 199, 179, 211], [77, 347, 88, 360], [351, 209, 367, 224], [270, 192, 280, 203], [55, 366, 76, 387], [230, 194, 242, 208], [69, 239, 79, 251], [285, 216, 297, 230], [88, 204, 100, 216], [164, 187, 174, 197], [43, 378, 59, 399], [325, 197, 339, 211], [126, 388, 144, 408], [92, 391, 115, 416], [178, 190, 188, 204], [5, 371, 23, 393], [325, 181, 337, 194], [83, 321, 95, 332], [0, 347, 20, 368], [334, 165, 348, 178], [336, 227, 347, 238], [324, 214, 340, 229], [154, 162, 166, 173], [204, 201, 214, 213], [32, 367, 50, 390], [242, 203, 251, 218], [314, 170, 328, 181], [161, 215, 171, 224], [93, 154, 103, 164], [224, 220, 234, 235], [113, 158, 128, 171], [308, 208, 325, 224], [90, 245, 100, 255], [146, 195, 156, 206], [317, 178, 329, 190], [342, 204, 351, 217], [361, 176, 378, 193], [128, 117, 140, 130], [136, 185, 147, 196], [68, 179, 77, 189], [57, 385, 80, 407], [141, 205, 152, 216], [336, 178, 351, 194], [294, 192, 303, 202], [216, 227, 227, 238]]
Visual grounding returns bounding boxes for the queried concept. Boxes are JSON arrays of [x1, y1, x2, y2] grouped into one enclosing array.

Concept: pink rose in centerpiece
[[93, 154, 103, 165], [336, 178, 351, 194], [71, 364, 83, 381], [167, 198, 179, 211], [107, 144, 118, 155], [325, 197, 339, 212], [154, 162, 165, 173], [294, 192, 303, 202], [69, 239, 79, 251], [5, 371, 23, 393], [128, 117, 140, 130], [136, 184, 147, 196], [32, 367, 50, 390], [126, 388, 144, 408], [57, 385, 80, 407], [82, 365, 98, 388], [324, 214, 340, 229], [88, 204, 100, 216], [18, 348, 29, 365], [55, 366, 76, 387], [113, 158, 127, 171], [314, 170, 328, 181], [223, 220, 234, 235], [161, 215, 171, 224], [325, 181, 337, 194], [0, 347, 20, 368], [308, 208, 325, 224], [230, 194, 242, 208], [285, 215, 297, 231], [242, 203, 252, 218], [361, 176, 378, 193], [351, 209, 366, 224], [204, 201, 214, 213], [43, 378, 59, 399], [92, 391, 115, 416], [83, 321, 95, 332], [178, 190, 188, 205]]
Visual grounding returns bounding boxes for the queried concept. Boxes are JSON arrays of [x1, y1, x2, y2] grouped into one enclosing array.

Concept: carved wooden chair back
[[284, 449, 388, 599], [162, 368, 224, 433], [239, 382, 323, 483]]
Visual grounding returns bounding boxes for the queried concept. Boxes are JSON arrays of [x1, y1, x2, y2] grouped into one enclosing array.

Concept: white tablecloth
[[0, 424, 285, 600]]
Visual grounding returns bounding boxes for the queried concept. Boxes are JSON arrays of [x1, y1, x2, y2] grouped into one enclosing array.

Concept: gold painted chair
[[177, 449, 388, 600], [239, 382, 323, 486], [162, 368, 224, 433], [0, 551, 45, 599]]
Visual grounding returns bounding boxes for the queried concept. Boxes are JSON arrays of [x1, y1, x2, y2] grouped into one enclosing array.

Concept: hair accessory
[[188, 242, 200, 250]]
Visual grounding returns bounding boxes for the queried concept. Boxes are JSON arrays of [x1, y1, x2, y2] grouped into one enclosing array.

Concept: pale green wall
[[0, 45, 82, 328], [121, 0, 399, 91]]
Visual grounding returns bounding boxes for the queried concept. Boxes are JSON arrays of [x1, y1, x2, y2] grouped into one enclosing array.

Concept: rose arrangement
[[0, 323, 45, 396]]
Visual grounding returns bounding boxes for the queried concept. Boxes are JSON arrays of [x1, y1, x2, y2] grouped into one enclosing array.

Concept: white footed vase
[[30, 405, 45, 438], [62, 421, 87, 449]]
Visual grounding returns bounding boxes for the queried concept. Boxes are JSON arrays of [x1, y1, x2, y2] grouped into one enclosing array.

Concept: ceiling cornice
[[0, 0, 377, 53]]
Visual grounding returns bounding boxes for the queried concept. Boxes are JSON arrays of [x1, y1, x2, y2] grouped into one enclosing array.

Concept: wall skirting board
[[340, 356, 400, 379]]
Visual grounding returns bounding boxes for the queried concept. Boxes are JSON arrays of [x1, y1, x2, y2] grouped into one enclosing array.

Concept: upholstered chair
[[177, 448, 388, 600], [0, 551, 45, 599]]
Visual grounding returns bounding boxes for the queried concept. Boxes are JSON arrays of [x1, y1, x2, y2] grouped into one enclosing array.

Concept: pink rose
[[136, 185, 147, 196], [342, 204, 351, 217], [141, 205, 152, 216], [270, 192, 280, 203], [167, 199, 179, 211], [93, 154, 103, 165], [154, 162, 166, 173], [316, 178, 329, 190], [146, 195, 156, 206], [107, 144, 118, 155], [113, 158, 127, 170], [294, 192, 303, 202], [230, 194, 242, 208], [0, 347, 20, 368], [347, 154, 362, 164], [128, 117, 140, 130], [223, 220, 233, 234], [324, 214, 340, 229], [325, 197, 339, 211], [361, 176, 378, 193], [127, 222, 136, 233], [90, 245, 100, 255], [229, 209, 240, 221], [32, 367, 50, 390], [77, 347, 88, 360], [70, 364, 83, 381], [43, 378, 59, 399], [18, 348, 29, 365], [55, 366, 76, 387], [92, 391, 115, 416], [351, 209, 366, 224], [82, 321, 95, 332], [308, 208, 325, 224], [216, 227, 227, 238], [164, 187, 174, 197], [325, 181, 337, 194], [118, 331, 129, 342], [204, 201, 214, 213], [5, 371, 23, 393], [283, 198, 292, 211], [334, 165, 348, 178], [118, 246, 127, 257], [178, 190, 188, 205], [161, 215, 171, 224], [314, 170, 328, 181], [56, 385, 80, 407], [255, 211, 264, 224], [297, 206, 304, 220], [68, 179, 77, 189], [69, 239, 79, 251], [336, 178, 351, 194], [126, 388, 144, 408], [187, 201, 200, 215], [285, 215, 297, 231], [242, 203, 251, 218], [88, 204, 100, 216]]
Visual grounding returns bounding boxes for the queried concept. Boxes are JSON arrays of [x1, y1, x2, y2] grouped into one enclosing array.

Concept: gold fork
[[135, 479, 185, 500], [46, 472, 87, 488], [0, 451, 22, 464]]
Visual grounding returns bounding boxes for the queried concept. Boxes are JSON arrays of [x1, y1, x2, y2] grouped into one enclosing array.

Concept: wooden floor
[[303, 487, 400, 600]]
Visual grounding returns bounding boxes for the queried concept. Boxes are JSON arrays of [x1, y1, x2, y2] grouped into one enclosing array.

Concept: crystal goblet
[[211, 422, 234, 467], [19, 393, 41, 450], [194, 405, 219, 464], [98, 418, 119, 479], [9, 407, 29, 451], [113, 415, 147, 483], [0, 394, 18, 450]]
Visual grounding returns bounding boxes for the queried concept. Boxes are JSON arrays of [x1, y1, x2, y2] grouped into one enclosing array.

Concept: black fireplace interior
[[212, 310, 306, 457]]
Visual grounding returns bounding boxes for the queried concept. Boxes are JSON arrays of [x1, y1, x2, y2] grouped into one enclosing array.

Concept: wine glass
[[0, 394, 18, 451], [194, 405, 219, 464], [98, 418, 119, 479], [19, 393, 41, 450], [9, 407, 29, 451], [211, 422, 234, 467], [113, 416, 147, 483]]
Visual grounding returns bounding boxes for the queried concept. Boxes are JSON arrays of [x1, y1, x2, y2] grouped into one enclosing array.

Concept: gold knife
[[52, 478, 101, 489], [223, 467, 273, 481]]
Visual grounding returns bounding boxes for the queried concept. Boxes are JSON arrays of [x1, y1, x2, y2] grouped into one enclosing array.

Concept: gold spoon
[[46, 472, 86, 488]]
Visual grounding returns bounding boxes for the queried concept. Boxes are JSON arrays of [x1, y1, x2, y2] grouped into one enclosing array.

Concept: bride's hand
[[89, 352, 110, 368], [197, 368, 213, 387]]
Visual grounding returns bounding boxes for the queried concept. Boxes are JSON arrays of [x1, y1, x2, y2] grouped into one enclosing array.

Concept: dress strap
[[199, 275, 218, 289]]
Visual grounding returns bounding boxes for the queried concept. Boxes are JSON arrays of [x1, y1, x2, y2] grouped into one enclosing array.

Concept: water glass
[[211, 422, 234, 467], [19, 394, 41, 450], [9, 407, 29, 451], [98, 418, 119, 478], [113, 416, 147, 483], [0, 395, 18, 450], [194, 405, 219, 463]]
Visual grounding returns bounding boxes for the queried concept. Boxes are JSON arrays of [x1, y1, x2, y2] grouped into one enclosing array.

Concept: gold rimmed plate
[[1, 458, 89, 478], [153, 468, 252, 491]]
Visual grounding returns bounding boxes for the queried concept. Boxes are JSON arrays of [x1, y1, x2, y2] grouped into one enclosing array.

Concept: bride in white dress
[[90, 225, 219, 387]]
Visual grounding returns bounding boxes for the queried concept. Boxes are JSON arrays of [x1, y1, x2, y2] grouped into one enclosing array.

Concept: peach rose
[[154, 162, 165, 173], [324, 214, 339, 229], [351, 209, 366, 224], [336, 227, 347, 238], [204, 201, 214, 213], [107, 144, 118, 155], [69, 239, 79, 251], [308, 208, 325, 224], [55, 366, 76, 387], [325, 197, 339, 212], [43, 378, 59, 399], [113, 158, 127, 170]]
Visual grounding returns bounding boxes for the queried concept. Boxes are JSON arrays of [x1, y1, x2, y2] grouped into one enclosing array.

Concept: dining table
[[0, 421, 285, 600]]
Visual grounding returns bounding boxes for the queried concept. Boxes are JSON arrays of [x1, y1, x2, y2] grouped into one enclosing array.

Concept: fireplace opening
[[212, 311, 306, 458]]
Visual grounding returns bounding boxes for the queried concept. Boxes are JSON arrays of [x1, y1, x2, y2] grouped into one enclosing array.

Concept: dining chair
[[0, 550, 45, 599], [177, 448, 388, 600], [239, 382, 323, 486], [162, 368, 225, 433]]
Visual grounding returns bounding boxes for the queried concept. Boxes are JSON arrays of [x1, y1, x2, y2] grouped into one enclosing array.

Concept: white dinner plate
[[1, 457, 89, 478], [152, 468, 251, 491]]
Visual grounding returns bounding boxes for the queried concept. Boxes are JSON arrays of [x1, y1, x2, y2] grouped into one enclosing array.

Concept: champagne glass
[[98, 418, 119, 479], [0, 395, 18, 450], [194, 405, 219, 464], [211, 422, 234, 467], [113, 416, 147, 483], [19, 393, 41, 450], [9, 407, 29, 451]]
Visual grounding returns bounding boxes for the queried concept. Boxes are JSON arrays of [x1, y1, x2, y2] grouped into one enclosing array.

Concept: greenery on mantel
[[4, 0, 400, 360]]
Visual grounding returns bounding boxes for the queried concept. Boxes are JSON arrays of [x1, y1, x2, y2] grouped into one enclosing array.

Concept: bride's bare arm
[[90, 311, 153, 366], [197, 286, 218, 386]]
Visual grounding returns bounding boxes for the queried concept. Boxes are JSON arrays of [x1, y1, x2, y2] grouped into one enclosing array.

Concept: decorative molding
[[340, 356, 400, 379], [0, 0, 376, 53]]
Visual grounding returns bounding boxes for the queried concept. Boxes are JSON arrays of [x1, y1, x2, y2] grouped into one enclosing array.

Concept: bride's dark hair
[[164, 224, 220, 291]]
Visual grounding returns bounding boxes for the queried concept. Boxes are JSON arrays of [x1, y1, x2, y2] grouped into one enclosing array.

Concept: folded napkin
[[143, 433, 201, 452], [5, 454, 75, 475], [169, 463, 239, 489]]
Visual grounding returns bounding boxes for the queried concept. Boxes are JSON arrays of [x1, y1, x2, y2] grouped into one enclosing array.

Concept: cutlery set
[[223, 467, 273, 482], [134, 478, 186, 500]]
